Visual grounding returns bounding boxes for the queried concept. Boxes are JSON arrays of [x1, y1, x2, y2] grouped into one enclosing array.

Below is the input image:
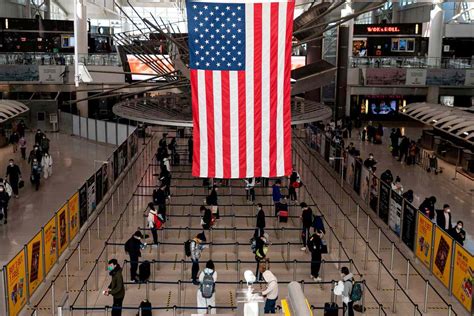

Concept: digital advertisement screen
[[291, 55, 306, 70], [369, 100, 397, 115], [126, 54, 175, 81], [360, 96, 402, 116]]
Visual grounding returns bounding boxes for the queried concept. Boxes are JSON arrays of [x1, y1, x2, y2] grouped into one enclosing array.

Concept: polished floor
[[349, 121, 474, 253], [0, 132, 114, 266]]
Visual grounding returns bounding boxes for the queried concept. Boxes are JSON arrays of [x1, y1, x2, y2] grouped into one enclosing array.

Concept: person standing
[[196, 260, 217, 314], [9, 131, 19, 153], [436, 204, 452, 232], [255, 233, 269, 281], [19, 136, 27, 160], [104, 259, 125, 316], [191, 233, 207, 285], [334, 267, 354, 316], [245, 177, 256, 202], [153, 185, 168, 221], [188, 137, 193, 163], [146, 203, 161, 245], [255, 203, 266, 238], [0, 184, 10, 224], [124, 231, 145, 282], [288, 167, 300, 202], [6, 159, 21, 198], [419, 196, 436, 220], [449, 221, 466, 246], [308, 231, 324, 282], [200, 205, 213, 230], [40, 135, 50, 155], [17, 120, 26, 138], [41, 152, 53, 179], [272, 180, 282, 205], [34, 129, 45, 146], [398, 137, 410, 163], [300, 202, 313, 251], [262, 270, 279, 314]]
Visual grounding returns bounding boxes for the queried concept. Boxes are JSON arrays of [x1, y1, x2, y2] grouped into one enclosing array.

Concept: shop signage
[[354, 23, 421, 36]]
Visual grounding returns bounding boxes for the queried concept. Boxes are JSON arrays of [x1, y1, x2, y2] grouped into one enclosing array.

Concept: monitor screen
[[368, 100, 398, 115], [126, 54, 175, 81], [291, 55, 306, 70]]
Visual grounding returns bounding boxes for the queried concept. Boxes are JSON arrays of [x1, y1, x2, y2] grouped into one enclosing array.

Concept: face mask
[[457, 225, 462, 230], [107, 266, 114, 272], [0, 188, 4, 192], [9, 163, 13, 166]]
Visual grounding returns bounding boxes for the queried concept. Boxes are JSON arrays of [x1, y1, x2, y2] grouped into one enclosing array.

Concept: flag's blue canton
[[187, 2, 246, 71]]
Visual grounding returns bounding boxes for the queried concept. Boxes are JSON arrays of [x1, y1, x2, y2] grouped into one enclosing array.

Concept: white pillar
[[342, 2, 354, 117], [427, 1, 444, 67], [74, 0, 89, 116]]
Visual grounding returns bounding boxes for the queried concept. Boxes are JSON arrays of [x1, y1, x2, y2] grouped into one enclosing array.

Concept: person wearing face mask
[[255, 203, 266, 238], [19, 136, 27, 160], [34, 129, 45, 145], [449, 221, 466, 246], [28, 145, 42, 166], [124, 231, 146, 283], [6, 159, 21, 198], [41, 152, 53, 179], [436, 204, 452, 232], [363, 154, 377, 172], [30, 158, 42, 191], [104, 259, 125, 316], [333, 266, 354, 316], [0, 184, 10, 224]]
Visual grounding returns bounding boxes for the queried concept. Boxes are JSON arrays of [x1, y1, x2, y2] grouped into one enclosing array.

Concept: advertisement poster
[[388, 191, 403, 236], [27, 232, 43, 296], [405, 69, 427, 85], [366, 68, 406, 85], [426, 69, 465, 86], [43, 216, 57, 274], [6, 251, 26, 316], [102, 163, 109, 198], [360, 166, 370, 203], [402, 202, 417, 251], [346, 155, 355, 187], [353, 159, 362, 194], [95, 168, 103, 206], [432, 227, 453, 288], [57, 204, 68, 256], [87, 175, 96, 215], [452, 244, 473, 312], [68, 192, 80, 240], [369, 174, 379, 213], [416, 213, 434, 268], [378, 182, 391, 224], [79, 183, 88, 227], [38, 65, 65, 83]]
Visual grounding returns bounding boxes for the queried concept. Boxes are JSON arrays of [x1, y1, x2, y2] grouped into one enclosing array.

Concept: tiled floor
[[348, 121, 474, 253], [0, 132, 114, 266]]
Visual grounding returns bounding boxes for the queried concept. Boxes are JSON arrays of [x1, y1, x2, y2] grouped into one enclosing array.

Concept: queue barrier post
[[423, 280, 429, 313], [392, 279, 397, 313], [390, 242, 395, 272], [377, 228, 381, 256], [377, 259, 382, 290], [405, 259, 410, 290]]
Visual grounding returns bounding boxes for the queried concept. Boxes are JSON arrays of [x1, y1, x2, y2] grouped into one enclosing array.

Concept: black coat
[[256, 210, 266, 229], [436, 210, 452, 231], [153, 189, 167, 204], [0, 191, 10, 208], [6, 165, 21, 182], [302, 207, 313, 228], [207, 189, 218, 205], [419, 199, 435, 220], [125, 237, 142, 258]]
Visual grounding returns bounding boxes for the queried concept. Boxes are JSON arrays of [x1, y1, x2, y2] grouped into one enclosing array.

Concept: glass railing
[[0, 53, 122, 66], [350, 56, 473, 69]]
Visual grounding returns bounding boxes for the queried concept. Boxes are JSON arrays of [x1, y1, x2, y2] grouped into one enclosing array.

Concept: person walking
[[0, 184, 10, 224], [262, 270, 279, 314], [30, 158, 42, 191], [41, 152, 53, 179], [159, 166, 172, 198], [9, 131, 19, 153], [34, 129, 45, 145], [300, 202, 313, 251], [196, 260, 217, 314], [255, 233, 269, 281], [19, 136, 27, 160], [244, 177, 256, 202], [28, 145, 42, 166], [255, 203, 266, 238], [6, 159, 21, 198], [398, 136, 410, 163], [40, 135, 50, 155], [17, 120, 26, 138], [104, 259, 125, 316], [309, 230, 325, 282], [153, 185, 168, 221], [191, 233, 207, 285], [200, 205, 213, 230], [124, 231, 145, 282]]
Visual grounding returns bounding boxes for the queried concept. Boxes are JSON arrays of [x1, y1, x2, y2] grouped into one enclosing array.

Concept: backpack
[[153, 214, 163, 229], [184, 240, 192, 257], [350, 281, 363, 302], [139, 261, 151, 282], [138, 300, 152, 316], [200, 270, 215, 299], [250, 237, 257, 253]]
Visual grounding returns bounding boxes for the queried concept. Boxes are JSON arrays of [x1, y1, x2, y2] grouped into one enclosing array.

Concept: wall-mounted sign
[[354, 23, 421, 36]]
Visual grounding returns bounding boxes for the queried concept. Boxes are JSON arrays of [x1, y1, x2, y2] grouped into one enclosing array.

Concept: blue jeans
[[264, 297, 277, 313], [191, 259, 199, 282]]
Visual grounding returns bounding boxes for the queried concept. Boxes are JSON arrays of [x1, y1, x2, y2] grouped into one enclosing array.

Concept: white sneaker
[[313, 277, 322, 282], [300, 247, 306, 251]]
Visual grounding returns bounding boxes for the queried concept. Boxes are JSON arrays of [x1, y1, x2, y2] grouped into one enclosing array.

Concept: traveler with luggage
[[0, 184, 10, 224], [104, 259, 125, 316], [152, 185, 168, 222], [262, 270, 279, 314], [5, 159, 21, 198], [300, 202, 313, 251], [146, 203, 163, 245], [185, 232, 207, 285], [275, 197, 288, 221], [333, 267, 359, 316], [124, 231, 146, 282], [255, 233, 269, 281], [197, 260, 217, 314]]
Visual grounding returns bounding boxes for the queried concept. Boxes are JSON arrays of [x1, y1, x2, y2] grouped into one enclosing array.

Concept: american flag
[[187, 0, 294, 179]]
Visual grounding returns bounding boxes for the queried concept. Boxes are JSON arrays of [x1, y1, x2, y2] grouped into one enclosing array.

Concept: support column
[[74, 0, 89, 117], [44, 0, 51, 19], [391, 1, 401, 23], [426, 86, 439, 104], [304, 38, 323, 102], [427, 1, 444, 67]]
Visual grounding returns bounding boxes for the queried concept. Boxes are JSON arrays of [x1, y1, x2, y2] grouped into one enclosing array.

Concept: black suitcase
[[324, 302, 339, 316], [138, 261, 151, 282], [138, 299, 152, 316]]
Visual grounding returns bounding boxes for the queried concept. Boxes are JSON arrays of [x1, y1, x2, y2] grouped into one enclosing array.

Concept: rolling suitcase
[[138, 261, 151, 282], [324, 302, 339, 316]]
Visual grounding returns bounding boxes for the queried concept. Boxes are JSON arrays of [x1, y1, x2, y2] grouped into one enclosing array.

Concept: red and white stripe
[[191, 0, 294, 179]]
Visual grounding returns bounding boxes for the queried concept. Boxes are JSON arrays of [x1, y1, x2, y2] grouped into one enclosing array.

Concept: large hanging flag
[[187, 0, 294, 179]]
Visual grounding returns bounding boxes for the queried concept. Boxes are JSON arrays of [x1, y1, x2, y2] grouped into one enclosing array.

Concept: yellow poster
[[68, 192, 80, 240], [43, 216, 57, 274], [6, 251, 27, 316], [57, 203, 69, 256], [415, 213, 433, 268], [432, 227, 454, 288], [452, 244, 473, 312], [27, 232, 43, 296]]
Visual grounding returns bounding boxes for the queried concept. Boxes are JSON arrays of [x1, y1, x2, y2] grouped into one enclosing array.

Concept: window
[[391, 38, 415, 52]]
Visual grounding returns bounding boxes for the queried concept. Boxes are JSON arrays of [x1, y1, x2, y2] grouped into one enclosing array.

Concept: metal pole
[[423, 280, 429, 313], [390, 243, 395, 272], [78, 242, 82, 270], [377, 259, 382, 290], [95, 260, 99, 290], [292, 260, 297, 281], [392, 279, 397, 313], [97, 215, 101, 240], [65, 259, 70, 293], [405, 259, 410, 290], [366, 215, 370, 241], [287, 242, 291, 264], [377, 228, 381, 255], [88, 229, 91, 254], [51, 281, 56, 316]]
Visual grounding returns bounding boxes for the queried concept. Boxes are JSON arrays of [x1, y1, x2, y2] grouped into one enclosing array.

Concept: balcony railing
[[0, 53, 122, 66], [350, 56, 473, 69]]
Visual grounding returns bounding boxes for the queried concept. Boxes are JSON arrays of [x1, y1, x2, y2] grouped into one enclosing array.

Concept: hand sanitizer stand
[[236, 286, 265, 316]]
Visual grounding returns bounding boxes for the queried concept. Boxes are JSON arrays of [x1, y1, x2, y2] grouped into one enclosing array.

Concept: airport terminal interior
[[0, 0, 473, 315]]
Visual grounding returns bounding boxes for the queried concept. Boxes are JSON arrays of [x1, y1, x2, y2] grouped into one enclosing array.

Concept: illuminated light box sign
[[354, 23, 421, 36]]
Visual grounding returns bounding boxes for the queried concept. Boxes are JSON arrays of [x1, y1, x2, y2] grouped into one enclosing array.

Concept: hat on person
[[134, 231, 144, 238]]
